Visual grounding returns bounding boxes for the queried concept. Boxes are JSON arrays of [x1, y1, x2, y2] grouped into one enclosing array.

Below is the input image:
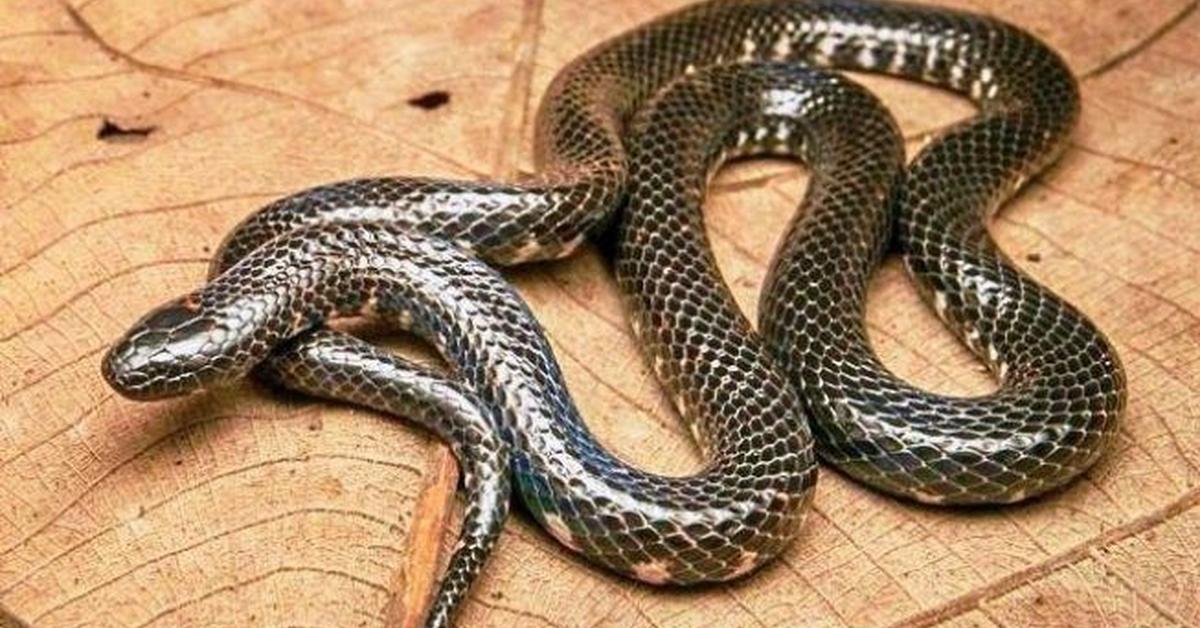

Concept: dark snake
[[100, 0, 1127, 625]]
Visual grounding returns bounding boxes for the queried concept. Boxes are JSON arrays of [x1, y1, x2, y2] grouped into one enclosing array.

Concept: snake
[[99, 0, 1126, 625]]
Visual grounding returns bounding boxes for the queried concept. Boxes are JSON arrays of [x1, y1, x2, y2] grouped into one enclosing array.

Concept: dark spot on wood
[[1167, 136, 1179, 145], [97, 118, 156, 142], [406, 90, 450, 110], [1026, 252, 1042, 263], [201, 245, 211, 254], [308, 416, 323, 431], [142, 90, 151, 99]]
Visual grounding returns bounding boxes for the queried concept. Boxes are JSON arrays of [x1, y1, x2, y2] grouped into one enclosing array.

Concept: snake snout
[[102, 295, 221, 400]]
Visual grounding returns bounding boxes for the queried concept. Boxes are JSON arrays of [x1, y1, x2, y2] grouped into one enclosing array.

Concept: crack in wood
[[894, 488, 1200, 627], [1080, 1, 1199, 79]]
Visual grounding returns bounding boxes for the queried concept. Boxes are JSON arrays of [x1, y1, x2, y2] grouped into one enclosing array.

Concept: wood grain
[[2, 0, 1199, 626]]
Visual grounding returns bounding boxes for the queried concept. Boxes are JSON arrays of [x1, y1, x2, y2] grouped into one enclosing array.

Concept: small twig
[[0, 602, 30, 628], [382, 445, 460, 627]]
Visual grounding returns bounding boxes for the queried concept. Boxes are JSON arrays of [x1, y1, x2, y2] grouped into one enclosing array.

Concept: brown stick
[[382, 444, 460, 627], [0, 602, 29, 628]]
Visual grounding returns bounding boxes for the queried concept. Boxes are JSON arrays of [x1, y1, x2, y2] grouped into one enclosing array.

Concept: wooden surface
[[2, 0, 1199, 626]]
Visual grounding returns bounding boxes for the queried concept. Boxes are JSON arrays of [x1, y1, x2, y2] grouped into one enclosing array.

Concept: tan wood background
[[2, 0, 1199, 626]]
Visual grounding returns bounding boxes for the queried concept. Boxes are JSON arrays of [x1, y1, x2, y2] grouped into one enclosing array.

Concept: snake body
[[255, 330, 509, 628], [750, 3, 1127, 502], [102, 0, 1125, 625]]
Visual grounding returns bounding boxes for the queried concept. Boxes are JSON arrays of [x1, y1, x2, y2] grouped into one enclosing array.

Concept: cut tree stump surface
[[2, 0, 1199, 626]]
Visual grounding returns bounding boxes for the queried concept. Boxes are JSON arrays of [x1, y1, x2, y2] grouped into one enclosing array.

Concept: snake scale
[[101, 0, 1126, 625]]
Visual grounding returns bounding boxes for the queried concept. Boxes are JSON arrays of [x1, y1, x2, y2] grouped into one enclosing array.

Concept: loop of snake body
[[102, 0, 1126, 625]]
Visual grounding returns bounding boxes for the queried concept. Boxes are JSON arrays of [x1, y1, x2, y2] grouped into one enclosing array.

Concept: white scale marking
[[969, 80, 983, 100], [772, 33, 792, 59], [923, 43, 939, 76], [395, 309, 414, 329], [889, 42, 908, 72], [741, 37, 758, 61], [687, 421, 704, 448], [856, 46, 876, 68], [932, 290, 949, 321], [453, 238, 476, 255], [543, 513, 580, 552], [561, 233, 587, 256], [632, 561, 673, 585], [727, 551, 760, 579], [909, 489, 947, 504], [1004, 487, 1030, 503], [506, 238, 545, 263], [674, 392, 690, 416], [652, 354, 667, 377], [950, 64, 965, 86], [813, 33, 839, 65]]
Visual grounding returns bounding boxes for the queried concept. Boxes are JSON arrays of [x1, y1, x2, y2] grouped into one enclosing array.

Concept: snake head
[[102, 294, 231, 400]]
